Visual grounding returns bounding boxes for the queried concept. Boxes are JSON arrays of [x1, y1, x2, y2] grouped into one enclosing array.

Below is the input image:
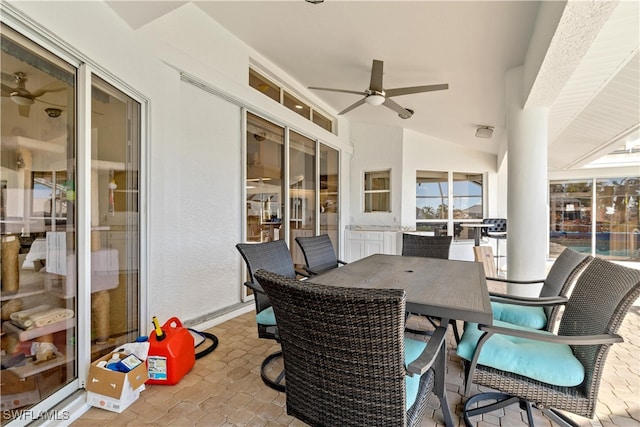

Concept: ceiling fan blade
[[1, 71, 16, 82], [18, 104, 31, 118], [338, 98, 366, 115], [308, 86, 366, 96], [382, 97, 411, 116], [36, 98, 67, 108], [1, 83, 14, 97], [385, 84, 449, 98], [30, 86, 67, 98], [369, 60, 384, 92]]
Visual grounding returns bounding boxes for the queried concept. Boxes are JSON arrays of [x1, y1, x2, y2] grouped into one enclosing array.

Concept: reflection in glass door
[[245, 113, 285, 243], [319, 144, 339, 257], [1, 24, 77, 421], [289, 132, 316, 268], [90, 76, 140, 359]]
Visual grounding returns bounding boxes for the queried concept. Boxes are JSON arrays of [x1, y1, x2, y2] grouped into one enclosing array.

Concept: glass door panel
[[1, 24, 77, 421], [246, 113, 285, 243], [90, 76, 140, 359], [289, 131, 316, 268], [595, 178, 639, 259], [416, 171, 448, 234], [452, 172, 483, 240], [549, 180, 594, 257], [319, 143, 339, 257]]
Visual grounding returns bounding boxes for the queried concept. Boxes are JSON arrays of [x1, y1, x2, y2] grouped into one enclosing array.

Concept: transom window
[[249, 67, 334, 133]]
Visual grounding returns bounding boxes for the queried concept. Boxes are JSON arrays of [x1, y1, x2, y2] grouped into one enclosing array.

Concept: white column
[[506, 67, 548, 297]]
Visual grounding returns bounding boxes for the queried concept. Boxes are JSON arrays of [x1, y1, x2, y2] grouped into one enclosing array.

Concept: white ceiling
[[108, 0, 640, 172]]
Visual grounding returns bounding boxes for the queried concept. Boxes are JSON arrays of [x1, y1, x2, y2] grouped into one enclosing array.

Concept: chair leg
[[463, 392, 529, 427], [260, 350, 286, 392], [540, 408, 580, 427], [450, 320, 461, 344]]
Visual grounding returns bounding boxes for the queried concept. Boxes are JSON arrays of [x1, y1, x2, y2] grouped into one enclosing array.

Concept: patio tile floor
[[72, 297, 639, 427]]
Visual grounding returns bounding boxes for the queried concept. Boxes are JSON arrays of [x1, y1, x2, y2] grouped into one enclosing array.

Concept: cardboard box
[[0, 371, 40, 410], [86, 352, 147, 413]]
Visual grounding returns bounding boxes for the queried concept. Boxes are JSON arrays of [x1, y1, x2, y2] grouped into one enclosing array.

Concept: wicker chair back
[[254, 269, 435, 427], [401, 234, 452, 259], [295, 234, 340, 274]]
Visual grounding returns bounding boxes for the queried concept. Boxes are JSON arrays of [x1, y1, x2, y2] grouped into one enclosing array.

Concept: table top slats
[[308, 254, 492, 325]]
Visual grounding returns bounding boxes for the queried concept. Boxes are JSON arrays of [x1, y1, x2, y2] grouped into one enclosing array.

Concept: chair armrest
[[486, 276, 545, 284], [489, 294, 568, 307], [303, 264, 346, 276], [477, 323, 623, 346], [244, 280, 266, 295], [406, 326, 447, 376], [295, 269, 310, 278], [303, 266, 321, 276]]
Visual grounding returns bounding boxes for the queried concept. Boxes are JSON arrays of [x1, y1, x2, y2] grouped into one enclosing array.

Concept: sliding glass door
[[245, 113, 285, 243], [1, 25, 78, 420], [289, 131, 316, 267], [89, 76, 140, 357], [319, 143, 339, 257], [0, 23, 142, 420]]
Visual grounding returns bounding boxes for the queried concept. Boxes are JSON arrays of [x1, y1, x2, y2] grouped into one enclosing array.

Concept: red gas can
[[146, 317, 195, 385]]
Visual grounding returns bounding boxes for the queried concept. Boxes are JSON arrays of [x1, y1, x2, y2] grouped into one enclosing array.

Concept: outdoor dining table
[[307, 253, 492, 427]]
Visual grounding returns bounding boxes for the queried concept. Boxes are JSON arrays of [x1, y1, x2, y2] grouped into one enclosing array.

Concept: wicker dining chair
[[401, 233, 454, 338], [457, 257, 640, 427], [235, 240, 308, 392], [295, 234, 347, 275], [254, 269, 447, 427], [488, 248, 592, 331], [401, 233, 452, 259]]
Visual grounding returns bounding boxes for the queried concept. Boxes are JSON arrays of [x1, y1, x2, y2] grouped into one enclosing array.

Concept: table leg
[[474, 228, 481, 246], [435, 318, 455, 427]]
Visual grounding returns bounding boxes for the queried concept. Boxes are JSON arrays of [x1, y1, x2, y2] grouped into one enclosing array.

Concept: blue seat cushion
[[456, 320, 584, 387], [256, 307, 277, 326], [404, 337, 428, 410], [491, 301, 547, 329]]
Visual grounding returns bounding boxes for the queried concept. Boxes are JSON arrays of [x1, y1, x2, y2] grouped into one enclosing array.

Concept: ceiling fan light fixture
[[11, 94, 34, 106], [475, 126, 494, 139], [305, 0, 324, 4], [365, 94, 385, 106]]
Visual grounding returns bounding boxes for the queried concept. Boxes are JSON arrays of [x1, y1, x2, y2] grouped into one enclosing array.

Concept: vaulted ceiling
[[108, 1, 639, 172]]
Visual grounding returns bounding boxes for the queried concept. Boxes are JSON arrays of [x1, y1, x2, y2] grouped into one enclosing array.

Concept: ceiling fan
[[1, 71, 66, 117], [309, 59, 448, 119]]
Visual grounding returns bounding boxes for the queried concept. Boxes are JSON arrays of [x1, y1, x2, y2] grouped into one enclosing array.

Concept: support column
[[506, 67, 548, 297]]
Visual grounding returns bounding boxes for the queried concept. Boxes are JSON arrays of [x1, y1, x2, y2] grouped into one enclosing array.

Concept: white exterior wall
[[348, 123, 404, 228], [7, 1, 352, 325]]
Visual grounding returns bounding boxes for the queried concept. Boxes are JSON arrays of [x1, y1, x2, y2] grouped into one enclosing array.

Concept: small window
[[283, 91, 311, 119], [249, 68, 280, 102], [364, 170, 391, 212], [312, 110, 333, 132]]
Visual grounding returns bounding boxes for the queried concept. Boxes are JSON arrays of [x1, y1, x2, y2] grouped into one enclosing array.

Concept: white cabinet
[[345, 230, 397, 262]]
